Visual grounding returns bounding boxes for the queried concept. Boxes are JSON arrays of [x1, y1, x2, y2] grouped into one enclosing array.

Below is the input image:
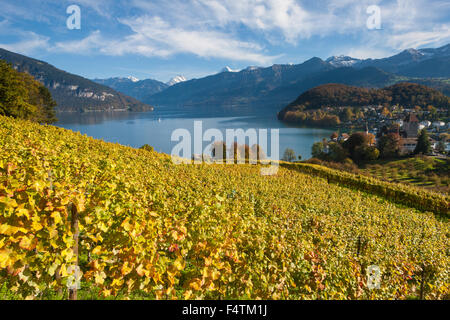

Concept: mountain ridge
[[167, 75, 187, 86], [339, 44, 450, 76], [93, 77, 168, 102], [1, 43, 449, 115], [0, 48, 154, 113], [144, 44, 450, 113]]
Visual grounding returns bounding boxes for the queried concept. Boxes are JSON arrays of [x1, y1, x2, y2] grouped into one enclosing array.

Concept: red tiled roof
[[404, 113, 419, 122]]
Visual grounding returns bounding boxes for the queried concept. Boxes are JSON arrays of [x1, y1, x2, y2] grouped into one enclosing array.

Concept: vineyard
[[0, 115, 448, 300]]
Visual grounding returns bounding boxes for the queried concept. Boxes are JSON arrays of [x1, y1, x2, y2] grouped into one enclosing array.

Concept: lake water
[[55, 108, 333, 160]]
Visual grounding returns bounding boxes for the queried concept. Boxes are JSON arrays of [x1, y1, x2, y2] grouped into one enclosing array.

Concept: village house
[[338, 133, 350, 142], [399, 114, 419, 155], [399, 138, 418, 155]]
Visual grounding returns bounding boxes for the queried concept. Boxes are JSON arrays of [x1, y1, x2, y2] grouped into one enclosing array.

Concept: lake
[[55, 108, 334, 160]]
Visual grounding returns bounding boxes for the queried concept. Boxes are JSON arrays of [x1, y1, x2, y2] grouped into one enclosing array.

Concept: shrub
[[281, 162, 449, 216], [354, 145, 380, 162], [140, 144, 154, 152]]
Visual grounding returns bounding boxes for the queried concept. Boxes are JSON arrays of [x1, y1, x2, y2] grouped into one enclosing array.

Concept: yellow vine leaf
[[0, 250, 12, 268], [121, 262, 133, 276], [51, 211, 62, 225], [19, 235, 36, 250], [0, 224, 27, 236]]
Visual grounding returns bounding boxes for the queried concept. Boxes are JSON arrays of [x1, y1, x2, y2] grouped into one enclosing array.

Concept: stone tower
[[403, 113, 419, 138]]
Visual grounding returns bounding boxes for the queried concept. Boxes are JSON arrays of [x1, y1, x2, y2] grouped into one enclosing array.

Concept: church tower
[[403, 113, 419, 138]]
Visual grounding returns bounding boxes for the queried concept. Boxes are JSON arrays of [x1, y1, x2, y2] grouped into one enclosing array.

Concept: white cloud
[[51, 16, 278, 64], [131, 0, 360, 43], [324, 0, 450, 59], [0, 31, 49, 55], [68, 0, 115, 18], [1, 0, 449, 63], [129, 0, 450, 55], [343, 47, 394, 60], [385, 26, 450, 50], [119, 16, 277, 63], [52, 30, 104, 54]]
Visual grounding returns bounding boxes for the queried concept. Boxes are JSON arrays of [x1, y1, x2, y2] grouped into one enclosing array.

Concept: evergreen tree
[[414, 129, 431, 155]]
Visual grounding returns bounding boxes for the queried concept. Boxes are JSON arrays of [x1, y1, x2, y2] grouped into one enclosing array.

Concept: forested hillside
[[284, 83, 450, 111], [0, 48, 154, 112], [278, 83, 450, 125], [0, 61, 56, 124]]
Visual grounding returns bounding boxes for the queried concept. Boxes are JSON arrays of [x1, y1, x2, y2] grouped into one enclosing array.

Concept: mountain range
[[1, 44, 449, 115], [93, 77, 169, 102], [92, 75, 190, 102], [328, 45, 450, 77], [0, 48, 154, 112], [143, 44, 450, 113]]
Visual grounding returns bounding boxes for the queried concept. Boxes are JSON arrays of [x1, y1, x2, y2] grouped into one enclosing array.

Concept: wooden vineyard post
[[47, 167, 64, 297], [419, 268, 425, 300], [55, 266, 63, 297], [69, 203, 79, 300]]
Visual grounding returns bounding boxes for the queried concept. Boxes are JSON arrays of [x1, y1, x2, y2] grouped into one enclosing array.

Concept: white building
[[420, 120, 431, 127], [432, 121, 445, 128]]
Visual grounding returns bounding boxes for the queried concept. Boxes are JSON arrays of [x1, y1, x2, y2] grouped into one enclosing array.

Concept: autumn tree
[[343, 132, 370, 158], [282, 148, 296, 162], [211, 141, 227, 162], [0, 60, 57, 123], [327, 142, 349, 162], [340, 107, 354, 121], [381, 107, 391, 117], [311, 142, 326, 159], [377, 133, 400, 159], [251, 144, 266, 162], [354, 145, 380, 162], [330, 132, 339, 140]]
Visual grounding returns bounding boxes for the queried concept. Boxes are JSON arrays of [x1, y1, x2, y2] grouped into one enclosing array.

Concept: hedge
[[281, 162, 449, 217]]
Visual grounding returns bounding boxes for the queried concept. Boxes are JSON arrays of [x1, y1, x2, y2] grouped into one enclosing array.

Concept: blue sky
[[0, 0, 449, 82]]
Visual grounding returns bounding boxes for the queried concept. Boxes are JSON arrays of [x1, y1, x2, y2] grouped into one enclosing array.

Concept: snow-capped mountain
[[127, 76, 139, 82], [167, 75, 187, 86], [93, 77, 169, 101], [94, 76, 140, 84], [244, 66, 261, 72], [220, 66, 240, 73], [327, 44, 450, 72], [326, 55, 362, 67], [418, 44, 450, 58]]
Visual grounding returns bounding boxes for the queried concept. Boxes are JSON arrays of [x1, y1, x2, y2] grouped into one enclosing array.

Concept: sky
[[0, 0, 449, 83]]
